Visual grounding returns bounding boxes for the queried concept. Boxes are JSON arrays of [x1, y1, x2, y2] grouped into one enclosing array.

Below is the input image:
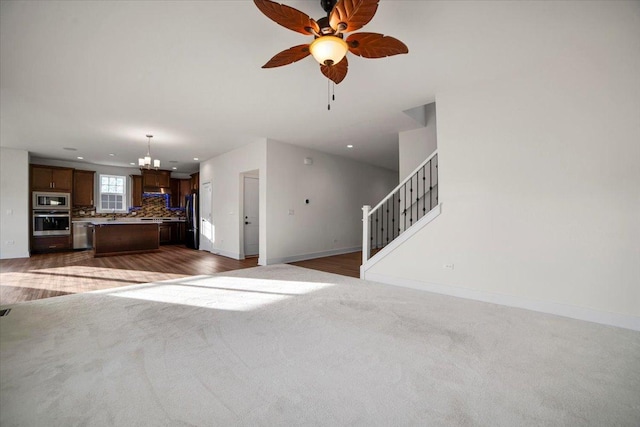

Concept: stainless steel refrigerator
[[185, 191, 199, 249]]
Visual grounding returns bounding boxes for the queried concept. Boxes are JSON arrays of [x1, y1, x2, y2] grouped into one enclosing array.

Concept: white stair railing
[[362, 150, 438, 263]]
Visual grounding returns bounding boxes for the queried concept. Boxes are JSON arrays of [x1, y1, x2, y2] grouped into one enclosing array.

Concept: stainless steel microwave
[[33, 192, 70, 210]]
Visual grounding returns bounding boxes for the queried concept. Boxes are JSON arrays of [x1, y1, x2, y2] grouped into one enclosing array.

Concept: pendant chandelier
[[138, 134, 160, 169]]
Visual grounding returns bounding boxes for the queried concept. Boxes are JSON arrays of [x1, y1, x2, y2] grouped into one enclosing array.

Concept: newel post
[[362, 205, 371, 264]]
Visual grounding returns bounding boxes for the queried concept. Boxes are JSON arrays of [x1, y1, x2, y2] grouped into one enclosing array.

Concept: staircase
[[361, 150, 440, 278]]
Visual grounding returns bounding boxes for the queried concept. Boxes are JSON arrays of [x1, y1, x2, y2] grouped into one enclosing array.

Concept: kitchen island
[[92, 221, 160, 257]]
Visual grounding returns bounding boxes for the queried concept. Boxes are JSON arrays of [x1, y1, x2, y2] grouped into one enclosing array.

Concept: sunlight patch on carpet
[[106, 275, 333, 311]]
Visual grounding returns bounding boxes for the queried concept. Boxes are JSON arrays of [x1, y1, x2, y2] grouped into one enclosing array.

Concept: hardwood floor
[[0, 246, 363, 305], [0, 246, 258, 305], [290, 251, 362, 278]]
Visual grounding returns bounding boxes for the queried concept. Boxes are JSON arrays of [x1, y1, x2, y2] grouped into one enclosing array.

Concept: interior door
[[243, 176, 259, 257], [200, 181, 213, 252]]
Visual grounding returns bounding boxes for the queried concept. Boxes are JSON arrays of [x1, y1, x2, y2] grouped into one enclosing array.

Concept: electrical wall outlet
[[5, 240, 15, 245], [443, 263, 455, 270]]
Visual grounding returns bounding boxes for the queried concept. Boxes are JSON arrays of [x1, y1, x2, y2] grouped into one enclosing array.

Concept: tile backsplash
[[73, 194, 184, 219]]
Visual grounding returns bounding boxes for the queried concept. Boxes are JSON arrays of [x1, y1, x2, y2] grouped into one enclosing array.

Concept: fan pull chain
[[326, 80, 337, 111]]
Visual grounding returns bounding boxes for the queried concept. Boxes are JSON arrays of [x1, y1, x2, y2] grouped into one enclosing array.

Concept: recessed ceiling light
[[129, 162, 136, 166], [347, 144, 354, 148], [109, 153, 115, 157], [63, 147, 77, 151], [77, 156, 84, 160], [172, 167, 177, 170], [193, 157, 199, 161]]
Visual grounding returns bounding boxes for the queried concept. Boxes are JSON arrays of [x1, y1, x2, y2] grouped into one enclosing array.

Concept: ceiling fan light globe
[[309, 36, 348, 66]]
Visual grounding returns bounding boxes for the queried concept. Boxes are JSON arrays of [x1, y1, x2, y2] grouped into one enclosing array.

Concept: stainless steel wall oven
[[33, 210, 71, 236]]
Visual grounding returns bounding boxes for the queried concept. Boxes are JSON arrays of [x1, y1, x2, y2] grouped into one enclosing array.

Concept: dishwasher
[[72, 222, 93, 249]]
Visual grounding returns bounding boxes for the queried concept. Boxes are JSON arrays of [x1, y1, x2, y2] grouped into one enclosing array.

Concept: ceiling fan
[[254, 0, 408, 85]]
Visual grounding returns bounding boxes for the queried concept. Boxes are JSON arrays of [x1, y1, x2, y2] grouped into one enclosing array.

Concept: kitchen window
[[98, 174, 127, 213]]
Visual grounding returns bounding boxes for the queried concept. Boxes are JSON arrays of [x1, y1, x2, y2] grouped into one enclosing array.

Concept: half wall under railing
[[361, 150, 439, 274]]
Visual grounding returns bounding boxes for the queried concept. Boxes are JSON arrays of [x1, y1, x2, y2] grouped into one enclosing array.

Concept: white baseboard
[[266, 246, 361, 265], [364, 272, 640, 332], [210, 248, 242, 260], [0, 251, 30, 260]]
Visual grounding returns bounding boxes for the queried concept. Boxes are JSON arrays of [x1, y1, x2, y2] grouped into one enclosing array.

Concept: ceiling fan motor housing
[[316, 17, 340, 36]]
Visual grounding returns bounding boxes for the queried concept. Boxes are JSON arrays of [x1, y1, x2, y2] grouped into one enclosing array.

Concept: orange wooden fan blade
[[320, 56, 349, 84], [254, 0, 320, 35], [262, 44, 311, 68], [346, 32, 408, 58], [329, 0, 379, 33]]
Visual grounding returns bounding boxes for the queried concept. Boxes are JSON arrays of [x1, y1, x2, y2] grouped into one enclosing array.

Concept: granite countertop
[[73, 217, 185, 224], [91, 221, 160, 226]]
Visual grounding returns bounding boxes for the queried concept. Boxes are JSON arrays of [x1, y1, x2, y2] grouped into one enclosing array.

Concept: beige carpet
[[1, 265, 639, 426]]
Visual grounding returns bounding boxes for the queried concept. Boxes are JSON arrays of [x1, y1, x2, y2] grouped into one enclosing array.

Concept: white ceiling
[[0, 1, 584, 173]]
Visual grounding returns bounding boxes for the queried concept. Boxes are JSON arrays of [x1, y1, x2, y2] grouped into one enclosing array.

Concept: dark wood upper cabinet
[[131, 175, 143, 207], [142, 171, 157, 187], [141, 169, 171, 188], [31, 165, 73, 192], [170, 178, 192, 208], [157, 171, 170, 187], [190, 172, 199, 191], [179, 179, 191, 207], [73, 170, 95, 207], [170, 179, 180, 207]]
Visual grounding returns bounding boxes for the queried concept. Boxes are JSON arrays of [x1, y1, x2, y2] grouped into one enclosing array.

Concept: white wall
[[265, 139, 397, 264], [0, 148, 30, 259], [399, 102, 437, 181], [200, 139, 397, 265], [366, 2, 640, 329], [200, 140, 267, 262]]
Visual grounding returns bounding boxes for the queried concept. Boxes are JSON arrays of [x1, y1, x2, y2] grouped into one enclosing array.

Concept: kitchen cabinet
[[142, 169, 171, 188], [180, 180, 191, 207], [170, 179, 192, 208], [158, 222, 186, 245], [190, 172, 199, 191], [177, 222, 186, 243], [170, 179, 180, 207], [73, 170, 95, 207], [93, 223, 159, 257], [31, 165, 73, 192], [32, 236, 71, 253], [131, 175, 143, 207], [159, 224, 172, 244]]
